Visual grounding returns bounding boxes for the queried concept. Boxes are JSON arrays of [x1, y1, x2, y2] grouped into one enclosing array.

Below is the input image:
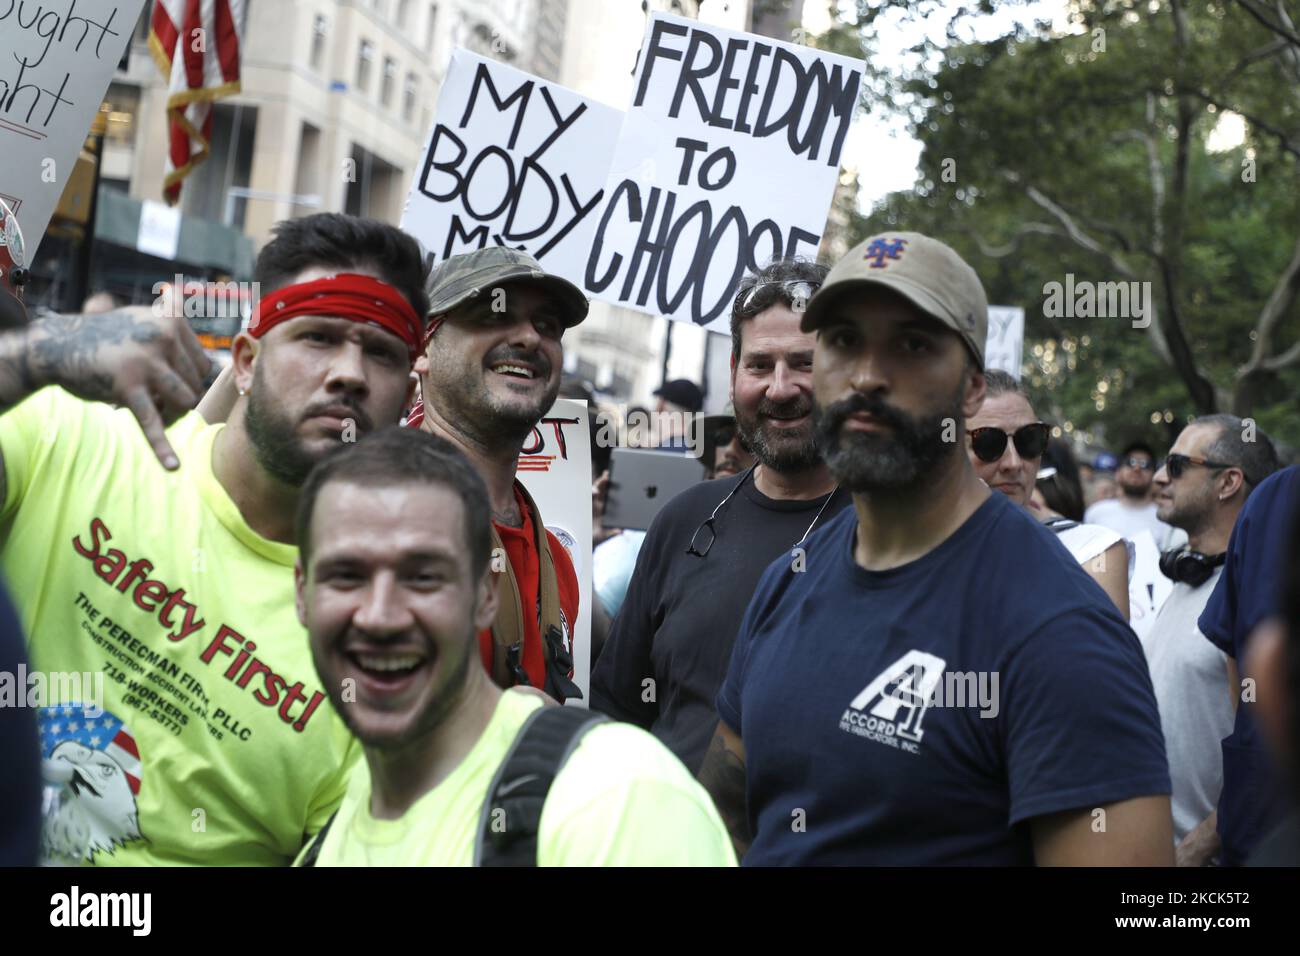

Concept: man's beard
[[812, 386, 964, 493], [244, 367, 370, 487], [735, 395, 820, 473], [1120, 479, 1150, 500], [429, 345, 557, 446]]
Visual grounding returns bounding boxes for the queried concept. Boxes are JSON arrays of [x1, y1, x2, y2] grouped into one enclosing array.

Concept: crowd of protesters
[[0, 212, 1297, 867]]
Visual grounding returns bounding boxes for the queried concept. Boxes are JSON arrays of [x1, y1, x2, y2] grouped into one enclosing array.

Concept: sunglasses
[[734, 279, 820, 317], [1122, 456, 1155, 471], [1164, 452, 1235, 481], [687, 464, 839, 559], [967, 422, 1050, 464]]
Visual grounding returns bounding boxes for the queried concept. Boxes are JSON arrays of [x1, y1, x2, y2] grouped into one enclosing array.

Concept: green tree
[[815, 1, 1300, 452]]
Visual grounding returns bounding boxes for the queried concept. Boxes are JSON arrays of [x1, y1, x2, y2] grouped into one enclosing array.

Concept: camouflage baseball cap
[[800, 231, 988, 369], [425, 246, 589, 326]]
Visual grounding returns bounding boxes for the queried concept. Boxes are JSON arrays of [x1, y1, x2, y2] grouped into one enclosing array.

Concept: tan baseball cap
[[425, 246, 589, 326], [799, 232, 988, 368]]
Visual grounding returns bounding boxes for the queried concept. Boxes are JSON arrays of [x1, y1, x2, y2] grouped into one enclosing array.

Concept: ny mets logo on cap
[[863, 237, 908, 268]]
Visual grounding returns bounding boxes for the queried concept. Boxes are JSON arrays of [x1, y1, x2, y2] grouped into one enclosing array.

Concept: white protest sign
[[584, 13, 864, 331], [1127, 530, 1173, 644], [0, 0, 147, 261], [401, 50, 623, 273], [138, 199, 182, 260], [986, 306, 1025, 379], [514, 398, 594, 706]]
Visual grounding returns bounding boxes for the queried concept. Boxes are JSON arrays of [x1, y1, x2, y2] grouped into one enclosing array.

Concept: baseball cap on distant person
[[654, 379, 704, 413], [799, 231, 988, 369], [425, 246, 589, 326]]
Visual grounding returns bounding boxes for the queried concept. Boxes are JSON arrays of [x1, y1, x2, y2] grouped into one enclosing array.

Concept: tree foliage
[[814, 1, 1300, 455]]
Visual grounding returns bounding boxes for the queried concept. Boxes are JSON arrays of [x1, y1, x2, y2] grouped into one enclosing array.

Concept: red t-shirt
[[479, 485, 581, 691], [403, 406, 579, 690]]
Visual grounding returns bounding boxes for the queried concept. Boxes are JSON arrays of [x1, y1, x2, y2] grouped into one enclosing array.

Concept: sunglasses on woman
[[967, 422, 1051, 463]]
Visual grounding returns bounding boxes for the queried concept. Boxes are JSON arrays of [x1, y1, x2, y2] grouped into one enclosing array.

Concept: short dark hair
[[1192, 413, 1281, 492], [730, 257, 829, 362], [982, 368, 1031, 403], [255, 213, 431, 321], [296, 427, 493, 575], [1120, 440, 1156, 462]]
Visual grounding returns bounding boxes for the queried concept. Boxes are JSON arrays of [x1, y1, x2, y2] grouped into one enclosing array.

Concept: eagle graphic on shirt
[[38, 706, 144, 863]]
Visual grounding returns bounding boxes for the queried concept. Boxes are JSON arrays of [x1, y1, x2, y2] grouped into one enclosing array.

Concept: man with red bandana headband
[[0, 213, 429, 865], [406, 247, 587, 701]]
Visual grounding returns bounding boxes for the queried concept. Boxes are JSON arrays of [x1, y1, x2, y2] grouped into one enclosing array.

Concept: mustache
[[817, 392, 911, 433], [302, 397, 373, 433], [485, 346, 552, 379], [757, 395, 812, 420]]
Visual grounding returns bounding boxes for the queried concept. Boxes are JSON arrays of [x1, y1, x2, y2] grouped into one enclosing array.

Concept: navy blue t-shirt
[[717, 490, 1170, 865], [1199, 465, 1299, 866]]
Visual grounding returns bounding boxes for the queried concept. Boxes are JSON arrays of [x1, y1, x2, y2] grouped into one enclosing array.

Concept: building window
[[381, 57, 397, 107], [403, 73, 418, 123], [310, 15, 327, 71], [426, 4, 438, 53], [357, 39, 374, 91], [397, 0, 412, 29]]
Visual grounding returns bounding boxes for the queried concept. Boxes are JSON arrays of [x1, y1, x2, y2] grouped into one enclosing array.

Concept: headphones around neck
[[1158, 547, 1226, 587]]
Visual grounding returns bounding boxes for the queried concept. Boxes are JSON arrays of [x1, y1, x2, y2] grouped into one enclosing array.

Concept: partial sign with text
[[585, 13, 864, 331]]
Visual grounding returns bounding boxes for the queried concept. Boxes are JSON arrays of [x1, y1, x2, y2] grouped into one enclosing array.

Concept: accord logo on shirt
[[838, 650, 947, 755]]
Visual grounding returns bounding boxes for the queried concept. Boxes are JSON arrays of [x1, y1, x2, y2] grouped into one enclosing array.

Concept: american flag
[[148, 0, 245, 205], [39, 706, 142, 796]]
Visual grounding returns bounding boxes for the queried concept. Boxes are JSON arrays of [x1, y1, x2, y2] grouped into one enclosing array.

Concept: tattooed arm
[[698, 719, 752, 860], [0, 308, 214, 470]]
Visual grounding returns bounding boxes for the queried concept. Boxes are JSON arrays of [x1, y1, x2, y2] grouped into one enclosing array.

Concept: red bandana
[[248, 273, 423, 362]]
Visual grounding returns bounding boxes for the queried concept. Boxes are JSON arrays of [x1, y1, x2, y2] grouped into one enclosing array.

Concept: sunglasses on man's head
[[734, 279, 820, 317], [968, 422, 1050, 463]]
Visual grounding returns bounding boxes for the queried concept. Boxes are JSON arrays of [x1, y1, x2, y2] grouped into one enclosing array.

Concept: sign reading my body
[[418, 62, 600, 260], [72, 517, 326, 733]]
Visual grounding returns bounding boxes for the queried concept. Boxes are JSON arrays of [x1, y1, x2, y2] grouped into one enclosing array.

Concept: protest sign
[[584, 12, 864, 331], [401, 50, 623, 276], [0, 0, 147, 261], [515, 398, 594, 706], [986, 306, 1025, 379]]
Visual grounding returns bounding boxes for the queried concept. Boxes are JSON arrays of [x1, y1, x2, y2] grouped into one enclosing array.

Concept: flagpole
[[70, 108, 108, 313]]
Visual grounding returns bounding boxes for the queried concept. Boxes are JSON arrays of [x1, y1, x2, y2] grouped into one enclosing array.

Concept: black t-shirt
[[591, 470, 848, 772]]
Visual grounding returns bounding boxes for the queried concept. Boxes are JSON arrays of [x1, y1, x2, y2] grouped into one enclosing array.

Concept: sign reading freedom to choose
[[402, 14, 864, 331], [589, 13, 863, 331], [0, 0, 147, 261]]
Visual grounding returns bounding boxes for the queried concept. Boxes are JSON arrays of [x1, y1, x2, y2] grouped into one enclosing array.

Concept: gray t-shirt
[[1084, 498, 1184, 551], [1140, 568, 1233, 843]]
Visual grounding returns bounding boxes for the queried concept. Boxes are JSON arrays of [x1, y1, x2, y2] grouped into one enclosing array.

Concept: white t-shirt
[[1084, 497, 1184, 551], [1053, 521, 1131, 574], [1140, 568, 1232, 845]]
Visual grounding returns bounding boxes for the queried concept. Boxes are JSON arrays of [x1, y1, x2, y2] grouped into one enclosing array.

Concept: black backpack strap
[[474, 705, 608, 867], [298, 810, 338, 868], [1044, 516, 1080, 534]]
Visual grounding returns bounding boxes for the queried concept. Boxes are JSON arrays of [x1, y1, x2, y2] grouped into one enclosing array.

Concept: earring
[[238, 387, 247, 396]]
